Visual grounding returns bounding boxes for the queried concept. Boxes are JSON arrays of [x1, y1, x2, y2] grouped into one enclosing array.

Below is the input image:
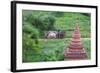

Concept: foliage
[[22, 10, 91, 62], [22, 34, 43, 62], [51, 12, 64, 17]]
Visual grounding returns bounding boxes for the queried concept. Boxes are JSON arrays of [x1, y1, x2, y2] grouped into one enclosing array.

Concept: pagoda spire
[[64, 19, 88, 60], [68, 20, 83, 50]]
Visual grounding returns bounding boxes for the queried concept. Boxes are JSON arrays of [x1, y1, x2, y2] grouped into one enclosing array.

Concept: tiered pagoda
[[64, 21, 88, 60]]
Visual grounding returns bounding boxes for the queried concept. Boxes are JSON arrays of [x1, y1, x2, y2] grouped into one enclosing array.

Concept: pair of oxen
[[45, 31, 66, 39]]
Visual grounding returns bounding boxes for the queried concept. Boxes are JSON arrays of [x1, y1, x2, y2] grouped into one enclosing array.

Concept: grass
[[55, 13, 90, 30], [23, 38, 91, 62], [82, 38, 91, 59]]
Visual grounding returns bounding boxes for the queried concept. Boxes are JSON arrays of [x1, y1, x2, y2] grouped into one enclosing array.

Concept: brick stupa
[[64, 22, 88, 60]]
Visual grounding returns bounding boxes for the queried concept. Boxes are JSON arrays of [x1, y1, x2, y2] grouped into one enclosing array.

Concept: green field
[[22, 10, 91, 62]]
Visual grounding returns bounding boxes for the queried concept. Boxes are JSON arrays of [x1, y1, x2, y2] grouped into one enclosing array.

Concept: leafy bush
[[22, 34, 43, 62]]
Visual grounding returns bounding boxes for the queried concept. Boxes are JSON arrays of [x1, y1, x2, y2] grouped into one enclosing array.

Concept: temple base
[[64, 48, 88, 60]]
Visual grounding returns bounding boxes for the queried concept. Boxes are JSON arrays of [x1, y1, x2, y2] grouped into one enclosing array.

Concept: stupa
[[64, 21, 88, 60]]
